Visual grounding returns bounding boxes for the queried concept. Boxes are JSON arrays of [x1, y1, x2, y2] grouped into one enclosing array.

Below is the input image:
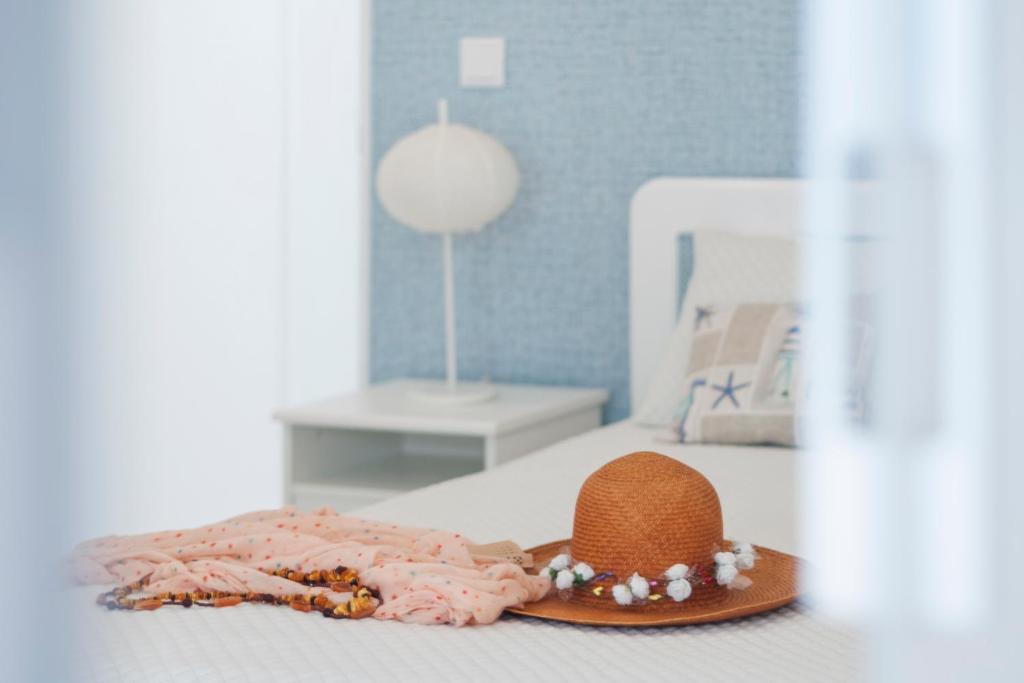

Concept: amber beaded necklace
[[96, 565, 379, 620]]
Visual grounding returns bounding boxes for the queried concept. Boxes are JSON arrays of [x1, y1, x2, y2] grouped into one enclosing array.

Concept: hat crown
[[570, 452, 723, 578]]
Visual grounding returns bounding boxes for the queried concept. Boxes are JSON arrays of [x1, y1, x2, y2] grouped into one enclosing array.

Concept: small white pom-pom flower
[[664, 563, 689, 581], [735, 552, 755, 570], [732, 541, 754, 555], [666, 579, 692, 602], [555, 569, 576, 590], [548, 554, 571, 571], [714, 551, 737, 566], [612, 583, 633, 606], [716, 563, 739, 586], [573, 562, 595, 582], [628, 573, 650, 600]]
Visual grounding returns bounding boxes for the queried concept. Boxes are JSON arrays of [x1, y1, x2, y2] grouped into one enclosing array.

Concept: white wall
[[284, 0, 369, 403], [67, 0, 365, 538]]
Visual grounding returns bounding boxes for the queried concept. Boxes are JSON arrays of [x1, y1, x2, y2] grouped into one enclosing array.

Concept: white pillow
[[634, 231, 797, 426]]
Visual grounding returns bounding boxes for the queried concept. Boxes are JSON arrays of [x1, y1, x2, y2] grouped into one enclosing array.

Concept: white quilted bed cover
[[70, 420, 864, 682]]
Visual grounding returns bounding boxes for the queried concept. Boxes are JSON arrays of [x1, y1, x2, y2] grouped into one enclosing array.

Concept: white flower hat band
[[540, 541, 757, 606]]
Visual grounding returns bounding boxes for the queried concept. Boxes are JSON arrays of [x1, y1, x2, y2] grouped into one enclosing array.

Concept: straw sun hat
[[507, 451, 800, 626]]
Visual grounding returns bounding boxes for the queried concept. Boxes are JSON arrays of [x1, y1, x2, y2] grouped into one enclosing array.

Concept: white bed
[[69, 179, 865, 681], [70, 422, 861, 682]]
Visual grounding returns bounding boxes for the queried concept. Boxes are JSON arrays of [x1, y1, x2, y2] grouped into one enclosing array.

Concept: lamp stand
[[406, 232, 497, 405]]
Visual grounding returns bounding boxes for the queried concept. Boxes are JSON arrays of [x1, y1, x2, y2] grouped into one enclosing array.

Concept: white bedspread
[[70, 420, 863, 682]]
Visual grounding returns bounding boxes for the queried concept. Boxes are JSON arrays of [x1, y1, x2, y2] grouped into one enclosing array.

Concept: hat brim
[[506, 540, 801, 627]]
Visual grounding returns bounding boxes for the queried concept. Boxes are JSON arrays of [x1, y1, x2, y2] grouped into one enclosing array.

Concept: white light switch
[[459, 37, 505, 88]]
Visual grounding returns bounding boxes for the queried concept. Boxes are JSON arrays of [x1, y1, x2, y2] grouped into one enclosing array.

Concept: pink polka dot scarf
[[71, 507, 551, 626]]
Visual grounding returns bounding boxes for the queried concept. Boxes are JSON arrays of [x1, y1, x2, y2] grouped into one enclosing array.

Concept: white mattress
[[70, 420, 863, 682]]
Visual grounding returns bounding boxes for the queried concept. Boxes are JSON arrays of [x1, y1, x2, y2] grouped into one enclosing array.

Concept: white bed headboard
[[628, 177, 804, 411]]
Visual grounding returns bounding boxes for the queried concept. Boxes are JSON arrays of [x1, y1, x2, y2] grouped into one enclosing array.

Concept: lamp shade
[[376, 103, 519, 234]]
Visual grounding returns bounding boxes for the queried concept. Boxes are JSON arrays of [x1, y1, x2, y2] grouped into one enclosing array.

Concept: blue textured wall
[[371, 0, 800, 421]]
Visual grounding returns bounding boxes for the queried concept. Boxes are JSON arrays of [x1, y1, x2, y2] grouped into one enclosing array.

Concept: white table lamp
[[376, 99, 520, 404]]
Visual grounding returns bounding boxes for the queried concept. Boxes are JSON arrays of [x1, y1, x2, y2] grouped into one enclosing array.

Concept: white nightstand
[[274, 379, 609, 512]]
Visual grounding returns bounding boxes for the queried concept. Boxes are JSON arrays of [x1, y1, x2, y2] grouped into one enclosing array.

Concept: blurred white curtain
[[2, 4, 72, 679], [802, 0, 1024, 679]]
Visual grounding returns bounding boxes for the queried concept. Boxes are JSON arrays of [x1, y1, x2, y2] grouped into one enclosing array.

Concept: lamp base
[[406, 381, 497, 405]]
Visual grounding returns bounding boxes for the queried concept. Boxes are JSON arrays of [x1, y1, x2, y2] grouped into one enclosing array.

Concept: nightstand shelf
[[293, 453, 480, 497], [275, 379, 608, 511]]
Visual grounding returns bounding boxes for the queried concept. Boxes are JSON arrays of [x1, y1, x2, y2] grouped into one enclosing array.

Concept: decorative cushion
[[660, 302, 803, 447], [656, 298, 876, 446], [634, 231, 797, 426]]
